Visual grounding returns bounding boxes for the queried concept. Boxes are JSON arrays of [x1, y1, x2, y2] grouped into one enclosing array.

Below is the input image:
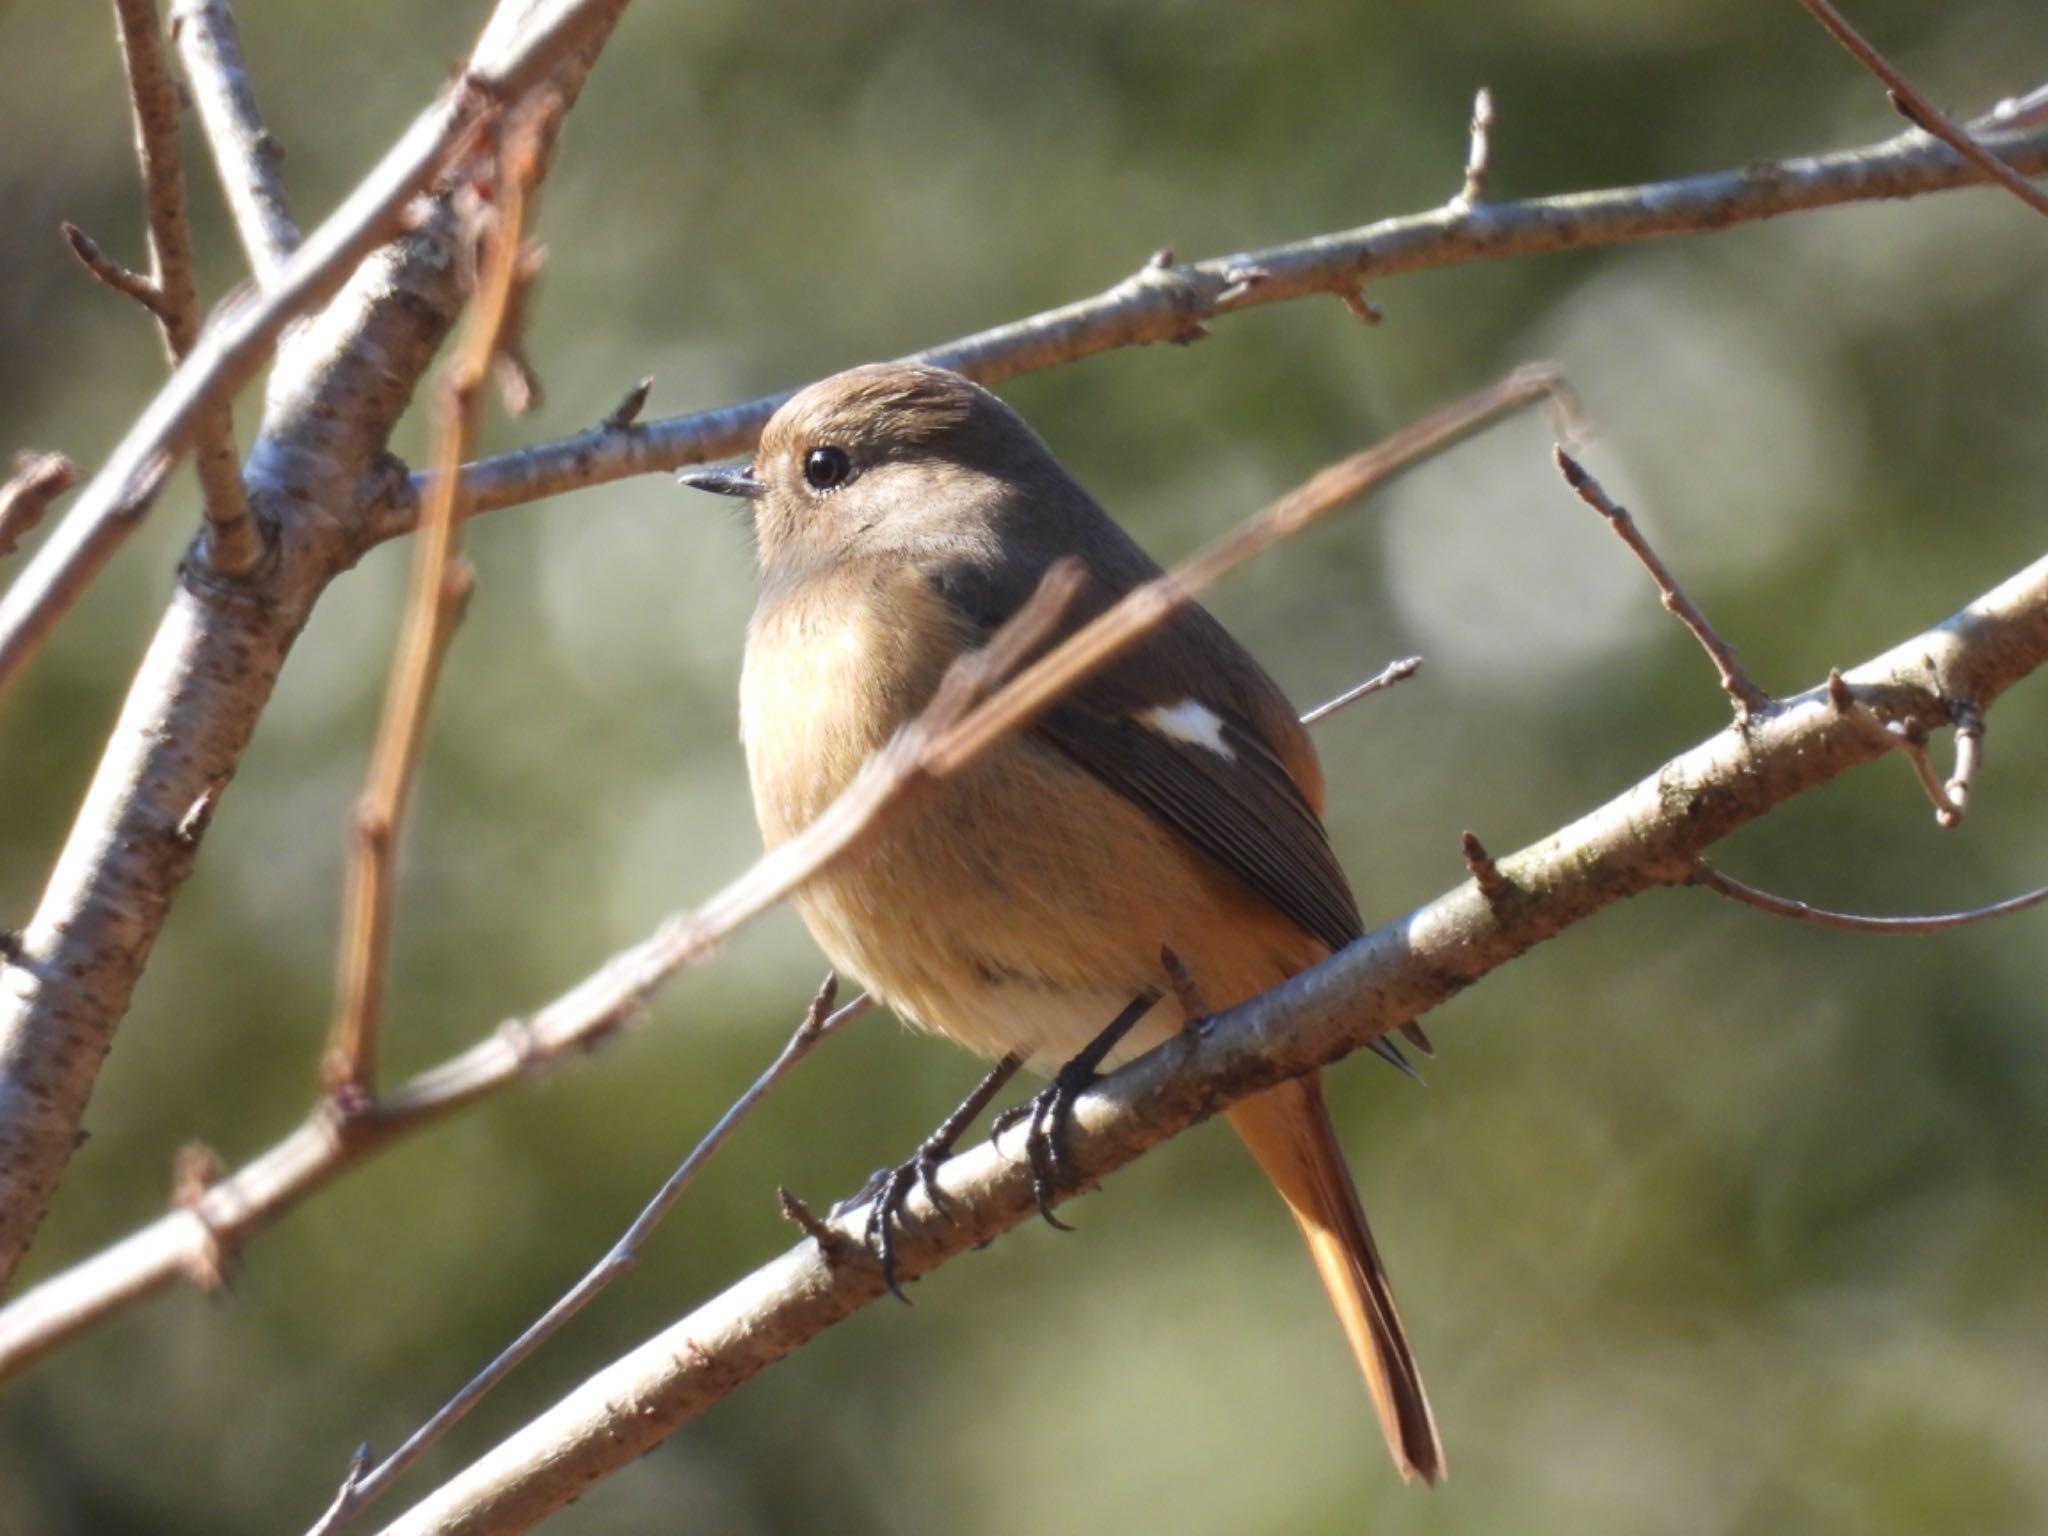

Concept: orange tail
[[1227, 1073, 1444, 1484]]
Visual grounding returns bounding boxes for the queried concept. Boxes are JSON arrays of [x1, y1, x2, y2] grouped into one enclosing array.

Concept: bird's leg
[[993, 989, 1162, 1229], [858, 1051, 1025, 1304]]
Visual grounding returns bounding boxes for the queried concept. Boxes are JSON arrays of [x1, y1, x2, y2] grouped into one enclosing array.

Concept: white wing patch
[[1140, 699, 1235, 761]]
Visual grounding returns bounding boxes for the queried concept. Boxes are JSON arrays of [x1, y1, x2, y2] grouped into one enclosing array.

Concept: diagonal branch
[[378, 550, 2048, 1536], [169, 0, 302, 281], [378, 106, 2048, 534], [1797, 0, 2048, 220]]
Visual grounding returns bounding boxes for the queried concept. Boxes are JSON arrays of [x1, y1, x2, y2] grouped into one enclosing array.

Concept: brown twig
[[0, 368, 1556, 1383], [306, 978, 872, 1536], [376, 551, 2048, 1536], [169, 0, 301, 280], [60, 221, 175, 325], [1298, 655, 1424, 726], [1692, 862, 2048, 934], [1454, 86, 1497, 208], [387, 110, 2048, 532], [324, 105, 547, 1100], [0, 0, 632, 704], [1798, 0, 2048, 220], [0, 454, 78, 559], [1554, 448, 1771, 719], [111, 0, 262, 578]]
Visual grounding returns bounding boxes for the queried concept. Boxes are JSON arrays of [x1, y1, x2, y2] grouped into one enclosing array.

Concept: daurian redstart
[[682, 362, 1443, 1483]]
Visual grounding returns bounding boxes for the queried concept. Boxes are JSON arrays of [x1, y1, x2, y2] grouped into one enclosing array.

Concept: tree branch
[[0, 0, 634, 1289], [1798, 0, 2048, 219], [0, 0, 633, 703], [378, 550, 2048, 1536], [379, 106, 2048, 534], [168, 0, 302, 281], [110, 0, 262, 577]]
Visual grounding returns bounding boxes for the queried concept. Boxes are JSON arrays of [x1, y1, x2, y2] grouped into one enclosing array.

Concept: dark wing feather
[[1035, 687, 1365, 952]]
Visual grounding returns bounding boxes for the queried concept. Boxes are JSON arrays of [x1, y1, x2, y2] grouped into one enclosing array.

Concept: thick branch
[[384, 111, 2048, 532], [380, 551, 2048, 1536], [169, 0, 302, 280], [0, 0, 633, 1289]]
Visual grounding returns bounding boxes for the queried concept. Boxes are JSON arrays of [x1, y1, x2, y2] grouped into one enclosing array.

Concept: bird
[[681, 360, 1444, 1484]]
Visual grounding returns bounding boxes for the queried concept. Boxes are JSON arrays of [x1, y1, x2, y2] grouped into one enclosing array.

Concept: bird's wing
[[928, 557, 1365, 956]]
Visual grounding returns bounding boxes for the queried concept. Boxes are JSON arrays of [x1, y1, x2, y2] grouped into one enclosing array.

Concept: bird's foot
[[992, 990, 1160, 1229], [857, 1051, 1023, 1303]]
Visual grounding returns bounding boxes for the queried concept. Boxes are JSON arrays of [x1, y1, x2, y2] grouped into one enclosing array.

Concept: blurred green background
[[4, 1, 2047, 1532]]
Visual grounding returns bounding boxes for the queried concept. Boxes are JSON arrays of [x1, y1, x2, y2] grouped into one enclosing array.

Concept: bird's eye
[[803, 445, 854, 492]]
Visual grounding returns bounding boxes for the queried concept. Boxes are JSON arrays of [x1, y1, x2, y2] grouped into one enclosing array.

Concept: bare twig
[[325, 105, 547, 1100], [1798, 0, 2048, 220], [1692, 862, 2048, 933], [60, 221, 175, 324], [0, 368, 1556, 1379], [0, 0, 632, 703], [0, 454, 78, 559], [378, 552, 2048, 1536], [384, 113, 2048, 531], [1944, 698, 1984, 822], [1454, 86, 1497, 208], [1299, 655, 1424, 726], [1554, 448, 1771, 719], [170, 0, 302, 281], [112, 0, 262, 577], [307, 980, 872, 1536], [1882, 717, 1964, 825]]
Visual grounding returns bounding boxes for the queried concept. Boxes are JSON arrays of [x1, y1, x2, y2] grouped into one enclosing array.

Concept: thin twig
[[307, 979, 872, 1536], [112, 0, 262, 577], [0, 454, 78, 559], [169, 0, 301, 280], [1882, 717, 1963, 826], [1299, 655, 1424, 726], [1692, 862, 2048, 934], [325, 105, 548, 1099], [386, 111, 2048, 532], [1554, 448, 1771, 719], [0, 368, 1557, 1383], [0, 0, 632, 703], [376, 552, 2048, 1536], [1454, 86, 1497, 208], [59, 221, 174, 324], [1798, 0, 2048, 220]]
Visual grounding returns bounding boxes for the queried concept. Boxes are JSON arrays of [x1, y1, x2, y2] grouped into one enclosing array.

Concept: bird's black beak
[[677, 464, 766, 500]]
